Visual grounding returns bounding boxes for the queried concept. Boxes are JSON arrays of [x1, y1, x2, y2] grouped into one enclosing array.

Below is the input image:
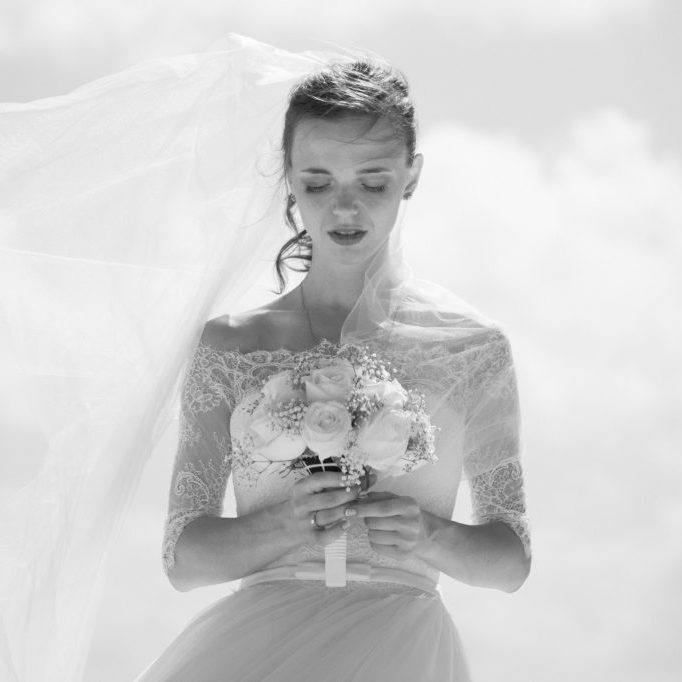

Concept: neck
[[299, 234, 394, 313], [300, 260, 366, 313], [295, 244, 401, 344]]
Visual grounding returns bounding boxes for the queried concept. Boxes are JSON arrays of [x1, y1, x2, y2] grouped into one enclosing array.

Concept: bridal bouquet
[[231, 343, 438, 585]]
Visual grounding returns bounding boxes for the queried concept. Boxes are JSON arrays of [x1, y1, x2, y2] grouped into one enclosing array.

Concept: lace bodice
[[161, 332, 531, 586]]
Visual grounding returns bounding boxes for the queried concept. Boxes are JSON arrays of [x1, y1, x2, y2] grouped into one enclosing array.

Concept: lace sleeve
[[463, 331, 531, 560], [161, 339, 233, 579], [468, 462, 531, 560]]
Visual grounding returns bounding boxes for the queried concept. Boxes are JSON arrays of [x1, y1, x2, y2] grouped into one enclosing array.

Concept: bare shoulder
[[201, 292, 298, 354], [201, 312, 264, 354]]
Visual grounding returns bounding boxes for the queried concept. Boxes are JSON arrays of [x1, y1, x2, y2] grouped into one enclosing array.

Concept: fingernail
[[344, 507, 357, 517]]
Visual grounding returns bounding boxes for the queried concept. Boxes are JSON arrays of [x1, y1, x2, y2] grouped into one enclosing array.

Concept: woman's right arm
[[170, 473, 359, 592], [164, 321, 359, 592]]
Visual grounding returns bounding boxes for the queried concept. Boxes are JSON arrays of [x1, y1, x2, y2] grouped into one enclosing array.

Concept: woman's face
[[287, 115, 423, 267]]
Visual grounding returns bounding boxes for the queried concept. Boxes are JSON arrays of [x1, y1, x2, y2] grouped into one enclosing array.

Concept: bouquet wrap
[[301, 453, 348, 587]]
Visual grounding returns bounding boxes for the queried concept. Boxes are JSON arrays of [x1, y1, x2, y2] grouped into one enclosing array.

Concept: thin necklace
[[299, 284, 321, 345]]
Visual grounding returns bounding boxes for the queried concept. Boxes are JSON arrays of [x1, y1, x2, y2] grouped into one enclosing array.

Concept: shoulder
[[200, 311, 267, 354], [201, 292, 297, 353], [401, 281, 514, 338], [458, 325, 514, 372], [470, 325, 513, 354]]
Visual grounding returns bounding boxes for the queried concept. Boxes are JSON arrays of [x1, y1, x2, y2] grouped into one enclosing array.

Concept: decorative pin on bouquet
[[230, 343, 438, 587]]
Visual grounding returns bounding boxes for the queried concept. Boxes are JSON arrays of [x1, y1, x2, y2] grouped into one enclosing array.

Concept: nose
[[331, 189, 359, 217]]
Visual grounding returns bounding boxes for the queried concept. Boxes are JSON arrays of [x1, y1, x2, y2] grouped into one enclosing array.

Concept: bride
[[134, 55, 531, 681], [0, 34, 530, 682]]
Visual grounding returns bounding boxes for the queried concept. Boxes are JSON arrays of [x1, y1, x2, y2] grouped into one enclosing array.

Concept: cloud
[[0, 0, 662, 65], [402, 109, 682, 679], [404, 108, 682, 333], [2, 8, 678, 668], [431, 0, 660, 32]]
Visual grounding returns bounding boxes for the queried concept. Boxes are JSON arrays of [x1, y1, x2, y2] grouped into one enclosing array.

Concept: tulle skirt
[[134, 579, 471, 682]]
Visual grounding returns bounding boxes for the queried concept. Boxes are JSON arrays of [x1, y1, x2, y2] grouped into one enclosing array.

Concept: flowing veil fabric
[[0, 33, 524, 682], [0, 34, 359, 681]]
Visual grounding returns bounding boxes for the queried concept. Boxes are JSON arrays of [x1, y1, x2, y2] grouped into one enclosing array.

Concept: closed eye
[[305, 184, 387, 194]]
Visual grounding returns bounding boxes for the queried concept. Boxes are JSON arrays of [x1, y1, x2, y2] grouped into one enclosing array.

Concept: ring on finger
[[310, 510, 324, 530]]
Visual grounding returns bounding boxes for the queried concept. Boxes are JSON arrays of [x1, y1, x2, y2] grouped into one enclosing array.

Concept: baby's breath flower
[[240, 341, 438, 488], [269, 398, 306, 434]]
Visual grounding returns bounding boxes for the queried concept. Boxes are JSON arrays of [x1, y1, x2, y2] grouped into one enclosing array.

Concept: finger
[[369, 543, 406, 560], [298, 487, 360, 515], [362, 516, 405, 533], [312, 519, 350, 547], [314, 502, 358, 527], [350, 496, 404, 519], [356, 491, 396, 502], [367, 529, 402, 547], [297, 471, 347, 493]]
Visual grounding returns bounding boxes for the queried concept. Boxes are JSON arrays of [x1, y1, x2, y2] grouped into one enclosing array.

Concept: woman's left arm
[[432, 453, 533, 590], [351, 330, 532, 593], [419, 509, 531, 593], [351, 489, 531, 593]]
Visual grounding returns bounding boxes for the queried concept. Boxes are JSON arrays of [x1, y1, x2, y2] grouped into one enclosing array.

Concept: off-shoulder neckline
[[195, 328, 508, 362], [197, 337, 344, 359]]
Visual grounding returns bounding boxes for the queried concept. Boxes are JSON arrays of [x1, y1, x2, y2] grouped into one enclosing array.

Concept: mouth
[[328, 228, 367, 245]]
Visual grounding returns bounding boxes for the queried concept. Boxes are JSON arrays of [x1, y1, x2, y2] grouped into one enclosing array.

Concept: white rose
[[261, 370, 305, 404], [355, 407, 412, 475], [301, 401, 352, 460], [231, 390, 305, 462], [360, 378, 407, 408], [303, 359, 355, 403]]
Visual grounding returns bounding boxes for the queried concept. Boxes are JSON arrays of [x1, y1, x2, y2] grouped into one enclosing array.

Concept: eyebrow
[[300, 167, 394, 175]]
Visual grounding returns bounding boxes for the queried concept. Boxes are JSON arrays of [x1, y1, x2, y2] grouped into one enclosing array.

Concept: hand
[[349, 491, 431, 560], [281, 471, 362, 548]]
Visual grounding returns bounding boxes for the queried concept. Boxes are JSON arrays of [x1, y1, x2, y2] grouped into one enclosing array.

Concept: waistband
[[240, 562, 439, 596]]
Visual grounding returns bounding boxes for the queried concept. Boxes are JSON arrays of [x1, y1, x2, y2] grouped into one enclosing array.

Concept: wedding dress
[[133, 328, 531, 681], [0, 32, 531, 682]]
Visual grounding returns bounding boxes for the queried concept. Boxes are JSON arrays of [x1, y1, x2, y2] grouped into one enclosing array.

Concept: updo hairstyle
[[274, 59, 417, 294]]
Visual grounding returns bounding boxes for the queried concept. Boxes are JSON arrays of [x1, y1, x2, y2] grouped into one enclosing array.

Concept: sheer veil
[[0, 34, 522, 682]]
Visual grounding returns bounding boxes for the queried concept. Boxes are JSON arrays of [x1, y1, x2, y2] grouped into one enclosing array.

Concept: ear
[[403, 153, 424, 199]]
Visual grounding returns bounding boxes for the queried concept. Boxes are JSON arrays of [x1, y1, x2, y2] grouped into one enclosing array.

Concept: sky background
[[2, 1, 681, 681]]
